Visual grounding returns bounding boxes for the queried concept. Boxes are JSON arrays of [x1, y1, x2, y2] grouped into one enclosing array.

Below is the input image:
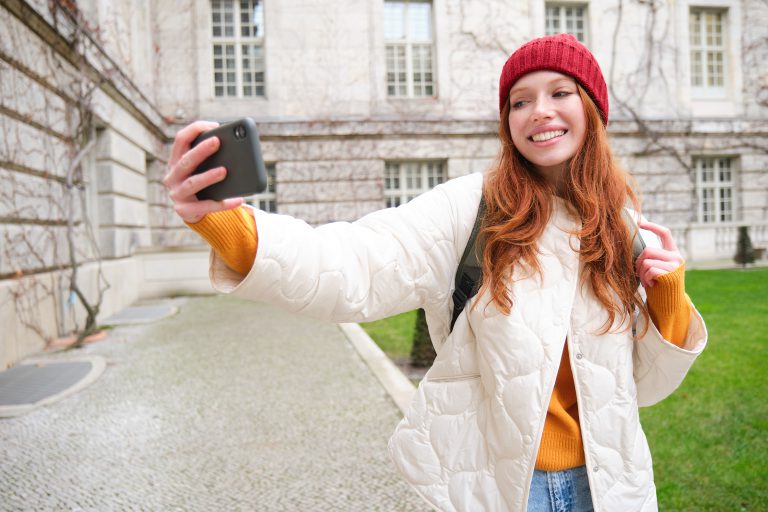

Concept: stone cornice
[[183, 117, 768, 140]]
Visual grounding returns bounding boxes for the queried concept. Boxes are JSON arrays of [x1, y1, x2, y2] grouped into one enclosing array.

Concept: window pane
[[211, 0, 266, 99], [240, 0, 264, 38], [702, 188, 714, 222], [545, 6, 560, 35], [696, 157, 735, 223], [384, 1, 436, 98], [384, 1, 406, 39], [690, 51, 703, 86], [241, 44, 265, 96], [384, 161, 445, 207], [386, 44, 407, 96], [409, 1, 432, 40], [719, 159, 732, 181], [412, 45, 433, 96], [405, 164, 419, 190], [690, 8, 726, 89], [213, 43, 237, 97], [690, 11, 701, 45], [545, 3, 587, 42], [385, 163, 400, 190]]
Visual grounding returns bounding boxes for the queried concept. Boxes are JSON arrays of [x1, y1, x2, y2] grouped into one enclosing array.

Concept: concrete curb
[[338, 323, 415, 415], [0, 355, 106, 418]]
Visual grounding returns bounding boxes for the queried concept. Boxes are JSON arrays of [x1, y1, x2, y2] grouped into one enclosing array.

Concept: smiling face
[[507, 70, 587, 191]]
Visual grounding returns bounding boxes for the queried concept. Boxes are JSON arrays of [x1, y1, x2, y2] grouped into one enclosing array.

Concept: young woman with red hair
[[164, 34, 707, 512]]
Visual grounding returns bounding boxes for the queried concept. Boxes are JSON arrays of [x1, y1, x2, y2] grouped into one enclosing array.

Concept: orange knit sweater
[[188, 207, 692, 471]]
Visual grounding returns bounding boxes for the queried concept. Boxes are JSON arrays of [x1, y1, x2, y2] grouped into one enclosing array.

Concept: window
[[384, 0, 435, 97], [689, 8, 727, 93], [384, 161, 445, 207], [695, 157, 734, 223], [211, 0, 265, 97], [545, 3, 588, 44], [246, 163, 276, 212]]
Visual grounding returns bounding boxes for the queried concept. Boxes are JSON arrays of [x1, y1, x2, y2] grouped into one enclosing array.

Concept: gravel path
[[0, 296, 430, 511]]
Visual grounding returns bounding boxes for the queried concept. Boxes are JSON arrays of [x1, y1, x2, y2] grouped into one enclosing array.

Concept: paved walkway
[[0, 296, 430, 511]]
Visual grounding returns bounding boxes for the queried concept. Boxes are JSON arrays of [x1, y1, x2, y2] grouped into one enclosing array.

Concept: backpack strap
[[450, 196, 486, 331], [621, 209, 646, 263]]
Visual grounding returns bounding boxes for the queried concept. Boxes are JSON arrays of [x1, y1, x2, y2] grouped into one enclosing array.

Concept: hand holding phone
[[191, 118, 268, 201], [165, 121, 239, 223]]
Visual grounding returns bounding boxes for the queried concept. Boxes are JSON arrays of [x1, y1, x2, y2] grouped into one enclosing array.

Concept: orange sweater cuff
[[645, 263, 691, 347], [186, 207, 258, 275]]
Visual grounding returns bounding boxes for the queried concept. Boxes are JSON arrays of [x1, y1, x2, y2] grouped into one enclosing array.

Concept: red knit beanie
[[499, 34, 609, 125]]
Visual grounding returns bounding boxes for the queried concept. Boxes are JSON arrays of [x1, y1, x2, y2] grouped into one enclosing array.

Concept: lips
[[530, 130, 567, 142]]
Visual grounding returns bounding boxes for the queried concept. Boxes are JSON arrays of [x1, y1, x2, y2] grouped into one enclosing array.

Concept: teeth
[[531, 130, 565, 142]]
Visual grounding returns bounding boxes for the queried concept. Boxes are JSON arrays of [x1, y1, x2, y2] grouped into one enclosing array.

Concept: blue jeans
[[527, 465, 594, 512]]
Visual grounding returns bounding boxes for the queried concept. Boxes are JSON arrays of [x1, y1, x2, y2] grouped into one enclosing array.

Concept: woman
[[164, 34, 707, 511]]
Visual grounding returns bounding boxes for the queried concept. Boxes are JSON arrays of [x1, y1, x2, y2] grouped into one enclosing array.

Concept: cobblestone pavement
[[0, 296, 431, 511]]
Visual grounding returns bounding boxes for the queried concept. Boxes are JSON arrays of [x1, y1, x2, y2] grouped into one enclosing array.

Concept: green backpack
[[449, 197, 646, 331]]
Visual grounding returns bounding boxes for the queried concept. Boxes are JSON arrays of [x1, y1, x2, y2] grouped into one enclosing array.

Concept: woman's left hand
[[635, 221, 685, 288]]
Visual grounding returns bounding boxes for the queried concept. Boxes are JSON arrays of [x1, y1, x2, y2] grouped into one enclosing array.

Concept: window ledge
[[386, 96, 440, 103], [690, 98, 738, 118]]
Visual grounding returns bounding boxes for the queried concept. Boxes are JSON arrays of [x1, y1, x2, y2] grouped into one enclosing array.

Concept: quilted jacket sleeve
[[632, 306, 707, 407], [208, 173, 482, 324], [629, 213, 708, 407]]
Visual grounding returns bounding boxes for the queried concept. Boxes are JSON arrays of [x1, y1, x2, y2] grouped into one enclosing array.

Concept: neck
[[535, 162, 568, 197]]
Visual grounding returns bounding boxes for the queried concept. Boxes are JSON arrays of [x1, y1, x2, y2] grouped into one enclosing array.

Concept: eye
[[553, 90, 574, 98], [511, 100, 526, 109]]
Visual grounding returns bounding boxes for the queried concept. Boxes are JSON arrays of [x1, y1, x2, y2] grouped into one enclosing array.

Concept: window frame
[[211, 0, 266, 99], [544, 2, 589, 45], [688, 7, 728, 99], [384, 160, 446, 207], [384, 0, 437, 98], [694, 156, 736, 224], [246, 163, 277, 212]]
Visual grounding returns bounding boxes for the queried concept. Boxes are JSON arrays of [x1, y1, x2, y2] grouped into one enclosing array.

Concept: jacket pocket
[[427, 373, 481, 383]]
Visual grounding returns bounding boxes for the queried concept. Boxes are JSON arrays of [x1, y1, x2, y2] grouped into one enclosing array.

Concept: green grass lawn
[[360, 268, 768, 510], [360, 310, 418, 360], [640, 268, 768, 511]]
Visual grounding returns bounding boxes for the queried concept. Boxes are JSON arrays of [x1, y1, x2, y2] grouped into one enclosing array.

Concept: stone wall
[[0, 1, 177, 367]]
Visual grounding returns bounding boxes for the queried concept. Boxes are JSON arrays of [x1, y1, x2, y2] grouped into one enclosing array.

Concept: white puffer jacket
[[209, 172, 707, 512]]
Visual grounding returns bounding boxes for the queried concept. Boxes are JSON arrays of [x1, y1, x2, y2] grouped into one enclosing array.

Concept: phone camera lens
[[234, 124, 246, 140]]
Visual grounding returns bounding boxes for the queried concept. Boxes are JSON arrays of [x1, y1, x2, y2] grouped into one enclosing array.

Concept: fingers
[[638, 221, 678, 252], [636, 258, 680, 288], [168, 166, 237, 223], [175, 197, 245, 224], [169, 121, 220, 167], [165, 136, 221, 188], [635, 247, 684, 268], [168, 166, 226, 203]]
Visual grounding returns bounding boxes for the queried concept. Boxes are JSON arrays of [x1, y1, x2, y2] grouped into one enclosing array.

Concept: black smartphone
[[190, 118, 267, 201]]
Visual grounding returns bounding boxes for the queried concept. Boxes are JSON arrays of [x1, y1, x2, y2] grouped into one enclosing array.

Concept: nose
[[532, 95, 555, 121]]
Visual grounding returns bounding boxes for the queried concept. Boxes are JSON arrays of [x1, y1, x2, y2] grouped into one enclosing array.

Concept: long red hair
[[479, 85, 647, 333]]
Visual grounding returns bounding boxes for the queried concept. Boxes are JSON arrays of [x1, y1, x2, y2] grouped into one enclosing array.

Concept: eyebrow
[[509, 78, 577, 96]]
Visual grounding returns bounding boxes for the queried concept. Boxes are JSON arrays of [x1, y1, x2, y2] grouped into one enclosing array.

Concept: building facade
[[1, 0, 767, 366]]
